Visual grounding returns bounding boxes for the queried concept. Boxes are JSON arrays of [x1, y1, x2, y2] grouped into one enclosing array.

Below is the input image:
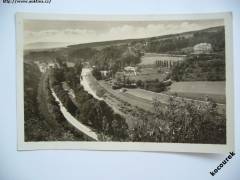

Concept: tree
[[92, 68, 102, 80], [152, 96, 226, 143]]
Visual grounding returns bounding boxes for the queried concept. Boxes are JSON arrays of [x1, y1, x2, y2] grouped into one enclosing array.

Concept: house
[[66, 62, 75, 68], [100, 70, 109, 77], [124, 66, 137, 76], [48, 63, 56, 69], [193, 43, 213, 54]]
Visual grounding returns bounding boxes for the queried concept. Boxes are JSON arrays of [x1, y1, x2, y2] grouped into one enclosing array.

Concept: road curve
[[51, 88, 99, 141], [80, 68, 103, 101]]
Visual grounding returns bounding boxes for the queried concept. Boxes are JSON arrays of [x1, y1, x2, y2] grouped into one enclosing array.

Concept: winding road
[[80, 68, 103, 101], [50, 88, 99, 141]]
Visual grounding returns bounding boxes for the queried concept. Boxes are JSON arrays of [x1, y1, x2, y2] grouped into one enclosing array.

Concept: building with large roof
[[193, 43, 213, 54]]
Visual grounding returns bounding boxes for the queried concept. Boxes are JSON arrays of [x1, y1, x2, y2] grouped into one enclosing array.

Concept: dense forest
[[171, 53, 225, 81], [68, 47, 98, 62], [145, 26, 225, 53]]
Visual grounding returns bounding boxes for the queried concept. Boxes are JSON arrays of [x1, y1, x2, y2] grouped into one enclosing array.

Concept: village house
[[124, 66, 137, 76], [100, 70, 110, 77], [193, 43, 213, 54]]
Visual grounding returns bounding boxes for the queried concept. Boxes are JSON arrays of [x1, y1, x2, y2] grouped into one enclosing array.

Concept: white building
[[193, 43, 213, 54], [48, 63, 56, 69], [66, 62, 75, 68], [100, 70, 109, 77], [124, 66, 137, 76]]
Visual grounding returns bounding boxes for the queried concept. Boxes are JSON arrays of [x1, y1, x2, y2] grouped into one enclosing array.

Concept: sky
[[24, 19, 224, 47]]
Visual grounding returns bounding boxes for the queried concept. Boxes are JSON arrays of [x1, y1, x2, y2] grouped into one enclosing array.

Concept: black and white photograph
[[16, 13, 234, 152]]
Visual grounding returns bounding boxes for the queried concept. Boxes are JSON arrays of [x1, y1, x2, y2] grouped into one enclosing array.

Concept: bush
[[136, 80, 143, 87], [129, 96, 226, 144], [152, 97, 226, 144], [92, 68, 102, 80], [171, 54, 225, 81], [141, 79, 166, 92]]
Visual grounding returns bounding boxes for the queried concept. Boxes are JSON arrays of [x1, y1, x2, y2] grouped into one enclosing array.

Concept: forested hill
[[143, 26, 225, 53], [24, 25, 224, 63], [67, 26, 224, 52]]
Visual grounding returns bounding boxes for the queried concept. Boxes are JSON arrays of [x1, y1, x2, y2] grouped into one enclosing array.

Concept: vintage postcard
[[16, 12, 234, 153]]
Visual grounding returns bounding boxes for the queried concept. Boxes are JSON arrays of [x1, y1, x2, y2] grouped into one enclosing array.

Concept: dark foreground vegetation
[[136, 77, 171, 93], [171, 53, 225, 81], [129, 97, 226, 144], [24, 63, 87, 141]]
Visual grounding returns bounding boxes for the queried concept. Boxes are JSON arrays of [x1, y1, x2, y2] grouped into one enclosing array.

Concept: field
[[126, 88, 168, 102], [126, 67, 168, 82], [123, 86, 226, 114], [166, 81, 225, 104], [139, 53, 185, 65], [169, 81, 225, 94]]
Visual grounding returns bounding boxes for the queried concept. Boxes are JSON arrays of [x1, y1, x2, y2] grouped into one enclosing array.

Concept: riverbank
[[80, 68, 103, 101], [50, 88, 99, 141]]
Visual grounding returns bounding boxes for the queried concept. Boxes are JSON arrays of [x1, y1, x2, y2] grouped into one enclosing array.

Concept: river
[[80, 68, 126, 116], [50, 88, 99, 141], [80, 68, 103, 101]]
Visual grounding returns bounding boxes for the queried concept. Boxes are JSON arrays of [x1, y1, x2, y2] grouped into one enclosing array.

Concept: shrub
[[129, 96, 226, 144], [92, 68, 102, 80]]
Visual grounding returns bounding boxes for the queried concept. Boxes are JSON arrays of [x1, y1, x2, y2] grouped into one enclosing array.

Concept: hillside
[[25, 42, 71, 50], [24, 26, 225, 64], [67, 26, 224, 52]]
